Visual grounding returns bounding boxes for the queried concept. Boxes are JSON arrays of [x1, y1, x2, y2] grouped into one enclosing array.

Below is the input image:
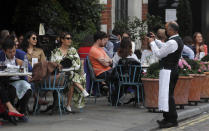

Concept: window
[[115, 0, 128, 22]]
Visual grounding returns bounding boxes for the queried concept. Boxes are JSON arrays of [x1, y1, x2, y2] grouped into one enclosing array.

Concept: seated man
[[88, 31, 112, 88], [0, 38, 32, 121]]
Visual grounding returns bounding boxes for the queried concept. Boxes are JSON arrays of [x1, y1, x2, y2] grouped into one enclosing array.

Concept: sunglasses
[[32, 37, 37, 40], [64, 37, 72, 40]]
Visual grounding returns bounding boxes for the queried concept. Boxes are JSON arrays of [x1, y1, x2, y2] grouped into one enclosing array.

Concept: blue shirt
[[182, 45, 194, 59]]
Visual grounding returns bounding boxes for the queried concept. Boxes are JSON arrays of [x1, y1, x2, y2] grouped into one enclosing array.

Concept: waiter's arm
[[154, 39, 165, 48], [149, 40, 178, 59]]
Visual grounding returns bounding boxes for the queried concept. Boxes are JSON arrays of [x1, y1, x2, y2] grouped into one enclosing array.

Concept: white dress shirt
[[150, 34, 179, 59]]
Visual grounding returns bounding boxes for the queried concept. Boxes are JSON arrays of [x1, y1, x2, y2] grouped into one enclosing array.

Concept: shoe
[[66, 106, 72, 112], [156, 119, 167, 125], [158, 121, 178, 128], [18, 116, 29, 122], [64, 107, 76, 114], [8, 116, 17, 125], [102, 84, 109, 90], [82, 90, 89, 97], [8, 112, 24, 117], [41, 105, 54, 113]]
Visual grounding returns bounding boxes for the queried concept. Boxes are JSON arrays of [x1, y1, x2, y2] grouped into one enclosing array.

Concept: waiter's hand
[[149, 32, 155, 38]]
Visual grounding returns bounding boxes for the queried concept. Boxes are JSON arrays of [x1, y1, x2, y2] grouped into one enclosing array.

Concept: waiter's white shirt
[[150, 34, 179, 59]]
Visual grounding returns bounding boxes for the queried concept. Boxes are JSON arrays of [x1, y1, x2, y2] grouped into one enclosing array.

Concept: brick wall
[[101, 0, 112, 33], [142, 3, 148, 20]]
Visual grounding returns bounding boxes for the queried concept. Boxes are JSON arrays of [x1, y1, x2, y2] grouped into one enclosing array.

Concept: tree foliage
[[59, 0, 102, 33], [13, 0, 71, 34], [146, 14, 164, 33], [13, 0, 103, 48], [177, 0, 192, 37]]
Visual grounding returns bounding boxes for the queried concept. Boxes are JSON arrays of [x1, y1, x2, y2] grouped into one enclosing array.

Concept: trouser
[[18, 89, 32, 114], [163, 68, 179, 123], [0, 85, 16, 104], [96, 69, 113, 82]]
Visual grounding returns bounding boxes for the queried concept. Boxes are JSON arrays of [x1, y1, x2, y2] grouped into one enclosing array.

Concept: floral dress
[[50, 47, 86, 108]]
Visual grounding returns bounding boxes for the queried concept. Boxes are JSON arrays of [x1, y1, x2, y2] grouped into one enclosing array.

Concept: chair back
[[116, 59, 142, 84], [86, 56, 96, 81], [40, 69, 68, 90]]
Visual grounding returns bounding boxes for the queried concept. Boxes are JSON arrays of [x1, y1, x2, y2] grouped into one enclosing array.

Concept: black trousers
[[0, 85, 16, 104], [0, 77, 32, 114], [163, 68, 179, 123]]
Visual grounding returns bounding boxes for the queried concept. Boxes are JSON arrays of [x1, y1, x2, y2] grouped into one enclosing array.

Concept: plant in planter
[[184, 58, 203, 74], [184, 59, 204, 105], [178, 58, 191, 76], [141, 62, 160, 110], [201, 54, 209, 62], [143, 62, 160, 78], [175, 58, 193, 107]]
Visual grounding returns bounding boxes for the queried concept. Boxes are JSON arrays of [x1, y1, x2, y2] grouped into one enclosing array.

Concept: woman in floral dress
[[50, 32, 89, 112]]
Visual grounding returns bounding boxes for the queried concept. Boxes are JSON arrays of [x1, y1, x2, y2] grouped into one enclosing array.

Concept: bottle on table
[[24, 55, 28, 73]]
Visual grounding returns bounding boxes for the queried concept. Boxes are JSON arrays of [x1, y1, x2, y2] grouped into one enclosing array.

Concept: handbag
[[60, 57, 72, 68]]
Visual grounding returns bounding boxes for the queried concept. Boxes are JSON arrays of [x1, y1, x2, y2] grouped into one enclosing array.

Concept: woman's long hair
[[193, 32, 204, 45], [19, 31, 39, 52], [118, 37, 132, 58]]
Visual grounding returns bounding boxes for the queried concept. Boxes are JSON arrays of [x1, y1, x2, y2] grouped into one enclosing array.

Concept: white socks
[[82, 90, 89, 97]]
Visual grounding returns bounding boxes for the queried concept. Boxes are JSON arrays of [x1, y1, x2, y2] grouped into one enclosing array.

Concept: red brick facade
[[142, 3, 148, 20], [101, 0, 112, 33]]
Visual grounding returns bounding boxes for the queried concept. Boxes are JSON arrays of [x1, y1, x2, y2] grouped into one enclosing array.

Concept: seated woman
[[111, 37, 141, 105], [192, 32, 208, 60], [19, 31, 47, 106], [20, 31, 46, 67], [112, 37, 140, 68], [0, 38, 31, 120], [50, 32, 89, 112]]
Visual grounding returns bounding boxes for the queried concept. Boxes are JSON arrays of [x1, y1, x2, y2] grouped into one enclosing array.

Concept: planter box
[[174, 76, 193, 105], [188, 74, 205, 103], [142, 78, 159, 109], [142, 75, 193, 109], [201, 72, 209, 99]]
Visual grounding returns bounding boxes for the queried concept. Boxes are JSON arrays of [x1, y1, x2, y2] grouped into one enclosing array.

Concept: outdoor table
[[0, 71, 32, 76]]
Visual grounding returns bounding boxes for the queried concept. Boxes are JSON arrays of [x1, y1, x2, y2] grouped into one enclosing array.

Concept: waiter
[[147, 21, 183, 128]]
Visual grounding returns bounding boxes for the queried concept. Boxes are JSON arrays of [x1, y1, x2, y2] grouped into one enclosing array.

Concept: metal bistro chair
[[34, 69, 68, 117], [86, 56, 112, 103], [115, 63, 143, 107]]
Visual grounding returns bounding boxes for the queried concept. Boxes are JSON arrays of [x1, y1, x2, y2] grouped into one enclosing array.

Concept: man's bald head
[[166, 21, 179, 33], [165, 21, 179, 37]]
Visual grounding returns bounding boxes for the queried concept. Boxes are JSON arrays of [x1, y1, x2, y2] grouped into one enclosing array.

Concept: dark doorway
[[0, 0, 18, 31], [190, 0, 202, 33]]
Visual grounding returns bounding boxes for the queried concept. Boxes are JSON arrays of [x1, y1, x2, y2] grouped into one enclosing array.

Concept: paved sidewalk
[[1, 97, 209, 131]]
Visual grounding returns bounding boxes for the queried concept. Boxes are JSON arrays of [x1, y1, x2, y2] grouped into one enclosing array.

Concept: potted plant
[[174, 58, 193, 109], [142, 62, 160, 111], [199, 61, 209, 100], [185, 58, 205, 105]]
